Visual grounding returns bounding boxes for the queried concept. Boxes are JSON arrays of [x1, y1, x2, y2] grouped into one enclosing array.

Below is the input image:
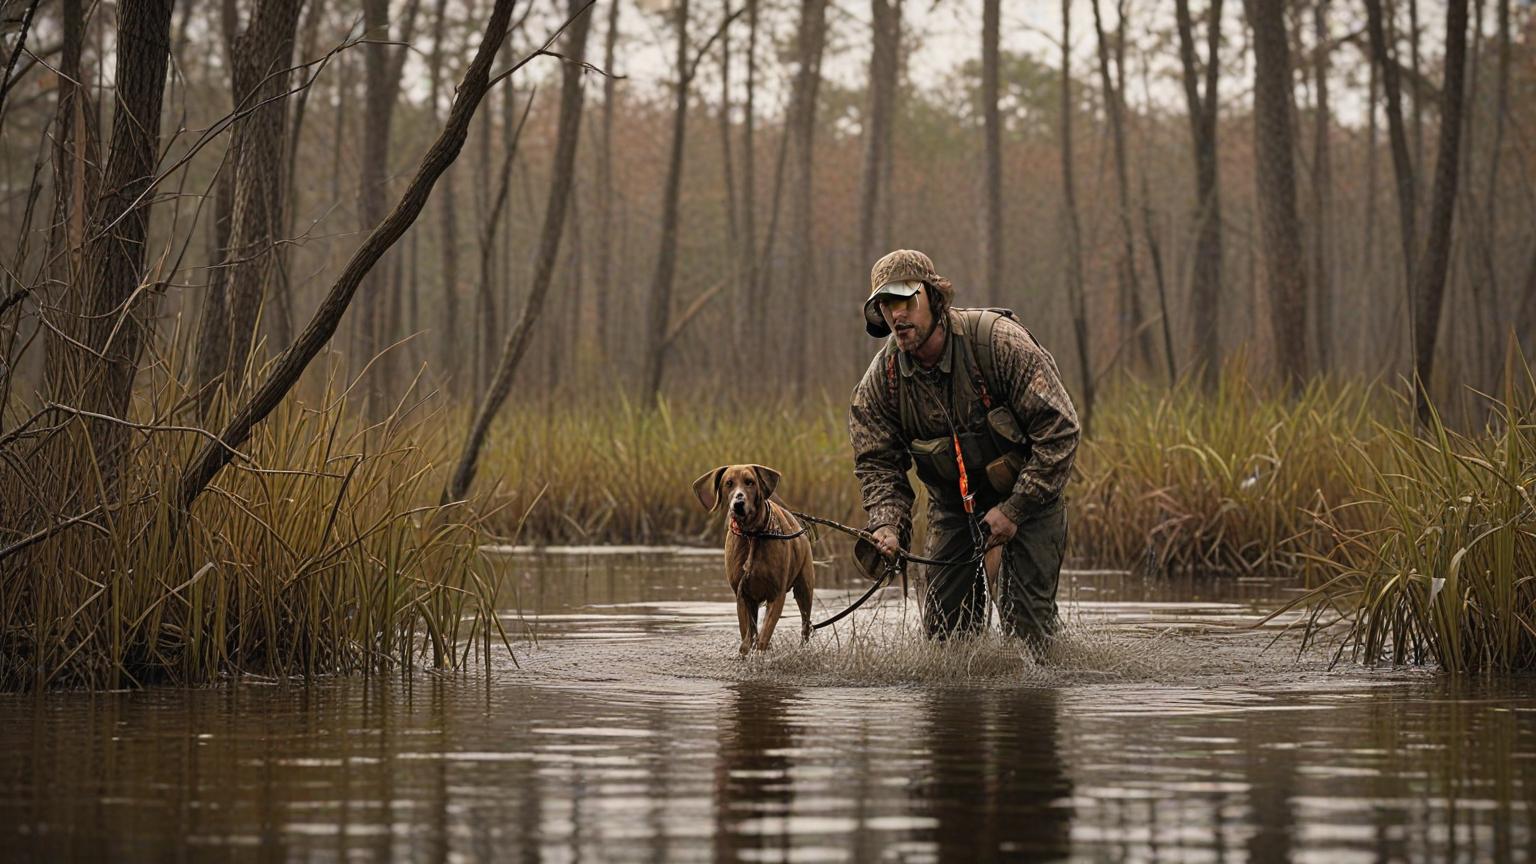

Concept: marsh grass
[[1072, 365, 1390, 577], [476, 366, 1391, 582], [472, 392, 868, 546], [1286, 357, 1536, 673], [1, 378, 508, 691]]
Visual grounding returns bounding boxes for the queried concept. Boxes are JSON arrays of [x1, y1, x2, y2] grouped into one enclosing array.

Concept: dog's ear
[[750, 465, 781, 500], [691, 466, 728, 512]]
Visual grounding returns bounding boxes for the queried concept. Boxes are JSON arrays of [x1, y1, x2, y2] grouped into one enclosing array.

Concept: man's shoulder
[[952, 307, 1037, 353], [852, 342, 898, 399]]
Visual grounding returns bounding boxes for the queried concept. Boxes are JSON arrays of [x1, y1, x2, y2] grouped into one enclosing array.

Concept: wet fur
[[692, 465, 816, 655]]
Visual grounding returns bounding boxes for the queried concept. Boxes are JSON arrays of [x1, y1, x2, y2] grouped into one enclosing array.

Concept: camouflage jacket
[[848, 308, 1080, 534]]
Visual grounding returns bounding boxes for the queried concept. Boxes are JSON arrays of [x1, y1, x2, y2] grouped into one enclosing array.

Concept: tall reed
[[1288, 358, 1536, 673], [1, 382, 506, 691], [1072, 365, 1388, 575], [474, 365, 1390, 582], [472, 392, 867, 545]]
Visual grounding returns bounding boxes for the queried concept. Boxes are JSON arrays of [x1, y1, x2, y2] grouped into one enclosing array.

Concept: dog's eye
[[744, 478, 754, 487]]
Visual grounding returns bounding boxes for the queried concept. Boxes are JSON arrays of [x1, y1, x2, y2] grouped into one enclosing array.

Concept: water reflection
[[914, 689, 1073, 861], [1, 554, 1534, 862], [713, 684, 798, 861]]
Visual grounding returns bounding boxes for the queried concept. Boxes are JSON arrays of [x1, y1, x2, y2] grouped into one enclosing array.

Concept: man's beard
[[895, 320, 930, 350]]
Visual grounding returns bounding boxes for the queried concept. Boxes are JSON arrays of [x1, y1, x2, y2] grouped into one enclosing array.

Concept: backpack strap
[[885, 346, 920, 438], [960, 307, 1017, 409]]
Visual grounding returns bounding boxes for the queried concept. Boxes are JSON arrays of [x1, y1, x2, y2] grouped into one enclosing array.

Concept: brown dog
[[692, 464, 815, 655]]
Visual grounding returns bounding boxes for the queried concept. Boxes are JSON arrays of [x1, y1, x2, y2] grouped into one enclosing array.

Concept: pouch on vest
[[985, 405, 1026, 445], [909, 432, 999, 502], [984, 451, 1026, 496]]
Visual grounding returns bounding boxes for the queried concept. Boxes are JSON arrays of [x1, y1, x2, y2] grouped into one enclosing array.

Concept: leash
[[726, 507, 992, 631], [810, 565, 893, 630], [788, 510, 987, 568], [787, 509, 1001, 631], [729, 517, 811, 541]]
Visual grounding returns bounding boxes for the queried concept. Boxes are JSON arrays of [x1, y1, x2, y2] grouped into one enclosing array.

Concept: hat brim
[[862, 282, 922, 338]]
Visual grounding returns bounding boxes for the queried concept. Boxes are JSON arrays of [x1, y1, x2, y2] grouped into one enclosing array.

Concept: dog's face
[[692, 464, 782, 524]]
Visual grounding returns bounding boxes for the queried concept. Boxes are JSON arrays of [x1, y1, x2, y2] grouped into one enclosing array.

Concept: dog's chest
[[726, 538, 791, 596], [732, 566, 781, 600]]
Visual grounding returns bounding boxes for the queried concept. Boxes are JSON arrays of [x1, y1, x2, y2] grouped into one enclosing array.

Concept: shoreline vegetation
[[474, 362, 1534, 674], [4, 363, 1533, 691], [1, 378, 510, 693]]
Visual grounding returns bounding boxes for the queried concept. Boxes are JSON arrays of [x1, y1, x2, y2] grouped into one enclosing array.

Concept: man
[[848, 249, 1080, 645]]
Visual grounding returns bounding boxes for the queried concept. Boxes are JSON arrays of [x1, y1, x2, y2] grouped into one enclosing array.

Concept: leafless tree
[[181, 0, 527, 509], [1091, 0, 1154, 375], [445, 0, 595, 502], [1410, 0, 1470, 420], [46, 0, 174, 491], [981, 0, 1002, 305], [1174, 0, 1224, 389], [786, 0, 828, 395], [1061, 0, 1093, 433], [1247, 0, 1309, 389]]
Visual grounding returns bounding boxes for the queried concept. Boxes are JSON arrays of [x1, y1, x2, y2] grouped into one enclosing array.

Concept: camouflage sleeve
[[990, 319, 1080, 525], [848, 350, 914, 536]]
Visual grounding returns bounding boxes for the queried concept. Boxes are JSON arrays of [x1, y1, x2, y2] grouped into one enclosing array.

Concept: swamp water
[[2, 549, 1533, 861]]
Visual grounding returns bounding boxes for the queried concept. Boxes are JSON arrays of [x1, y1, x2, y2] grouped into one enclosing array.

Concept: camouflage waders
[[922, 496, 1066, 644]]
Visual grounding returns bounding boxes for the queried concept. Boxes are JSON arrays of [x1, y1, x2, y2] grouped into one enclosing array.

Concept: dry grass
[[473, 365, 1394, 582], [471, 392, 867, 545], [1285, 356, 1536, 673], [0, 376, 508, 692], [1072, 363, 1392, 577]]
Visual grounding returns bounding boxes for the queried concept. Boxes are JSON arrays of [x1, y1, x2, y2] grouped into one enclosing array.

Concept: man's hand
[[872, 525, 902, 560], [981, 507, 1018, 549]]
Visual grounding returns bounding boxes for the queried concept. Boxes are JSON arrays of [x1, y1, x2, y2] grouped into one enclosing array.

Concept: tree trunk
[[595, 0, 619, 362], [717, 17, 739, 343], [1310, 0, 1334, 372], [858, 0, 899, 270], [1516, 242, 1536, 359], [357, 0, 420, 419], [64, 0, 173, 488], [640, 0, 692, 406], [1061, 0, 1094, 434], [981, 0, 1002, 305], [738, 0, 759, 359], [221, 0, 305, 396], [1364, 0, 1418, 297], [193, 171, 234, 418], [1175, 0, 1224, 390], [274, 0, 330, 354], [1408, 0, 1425, 174], [1247, 0, 1309, 390], [42, 0, 99, 403], [786, 0, 828, 396], [358, 0, 392, 416], [1411, 0, 1470, 419], [444, 0, 593, 502], [181, 0, 524, 510], [427, 0, 461, 393], [1091, 0, 1152, 374]]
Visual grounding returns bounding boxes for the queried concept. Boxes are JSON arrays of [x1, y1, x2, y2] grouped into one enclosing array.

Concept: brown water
[[3, 549, 1534, 862]]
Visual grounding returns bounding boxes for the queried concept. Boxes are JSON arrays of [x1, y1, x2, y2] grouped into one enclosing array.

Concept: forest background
[[2, 0, 1535, 685], [4, 0, 1532, 424]]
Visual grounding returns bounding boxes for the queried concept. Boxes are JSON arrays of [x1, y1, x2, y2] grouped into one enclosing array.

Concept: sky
[[493, 0, 1462, 131]]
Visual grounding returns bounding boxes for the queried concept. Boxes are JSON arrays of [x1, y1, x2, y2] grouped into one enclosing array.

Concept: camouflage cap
[[863, 249, 945, 337]]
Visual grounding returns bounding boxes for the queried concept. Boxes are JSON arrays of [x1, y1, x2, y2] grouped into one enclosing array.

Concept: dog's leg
[[755, 593, 788, 651], [736, 596, 755, 656], [793, 576, 813, 643]]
